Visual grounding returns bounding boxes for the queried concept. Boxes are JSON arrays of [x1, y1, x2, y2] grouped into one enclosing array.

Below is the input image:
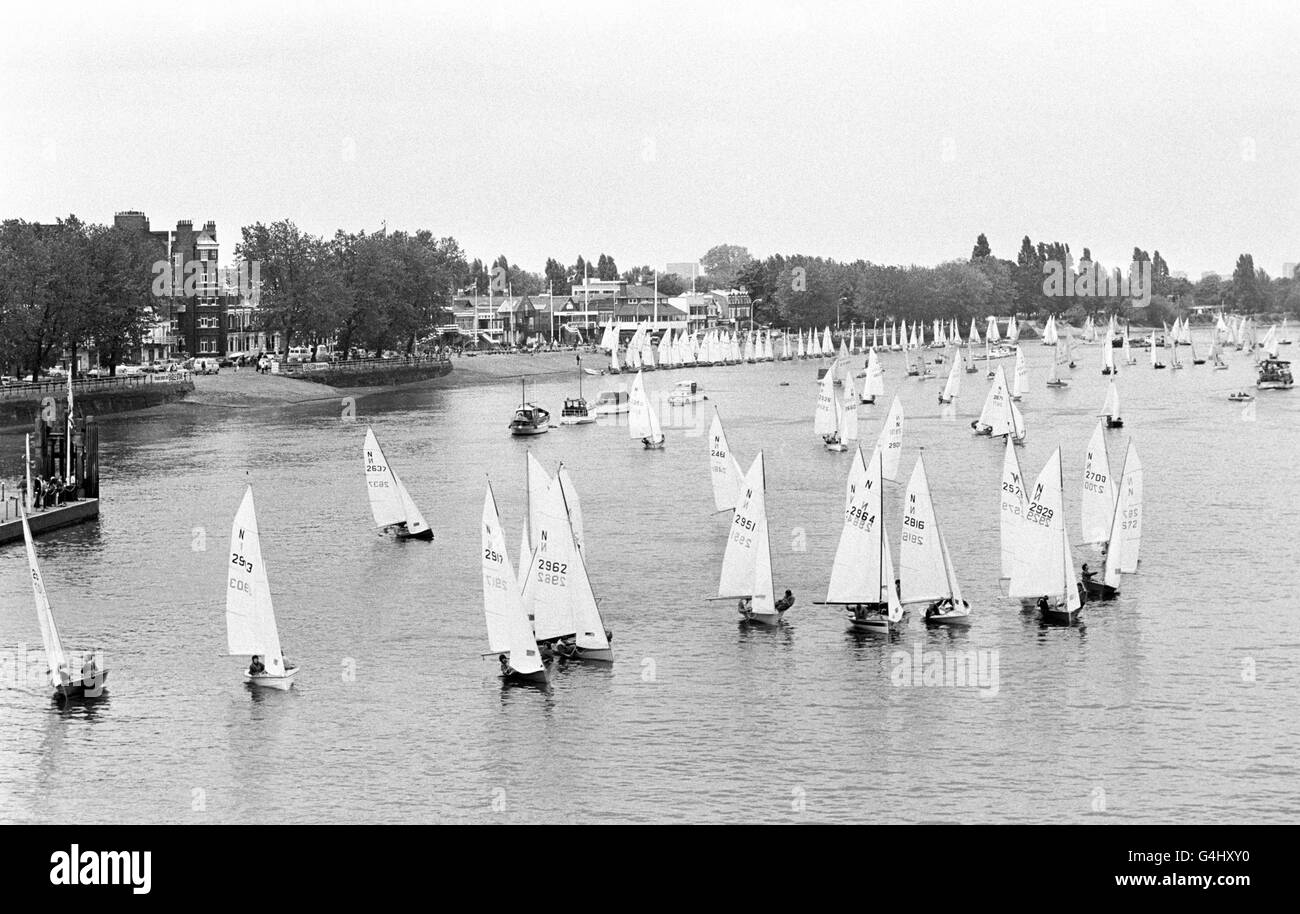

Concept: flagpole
[[25, 433, 33, 513], [66, 372, 74, 485]]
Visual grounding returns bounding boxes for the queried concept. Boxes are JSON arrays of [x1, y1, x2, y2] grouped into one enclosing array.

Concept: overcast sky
[[2, 0, 1296, 278]]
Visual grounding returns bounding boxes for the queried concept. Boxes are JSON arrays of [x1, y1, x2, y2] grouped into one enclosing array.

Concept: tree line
[[4, 217, 1297, 380]]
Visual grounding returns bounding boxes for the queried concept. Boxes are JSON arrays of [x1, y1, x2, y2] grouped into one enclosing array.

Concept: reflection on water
[[1, 347, 1298, 823]]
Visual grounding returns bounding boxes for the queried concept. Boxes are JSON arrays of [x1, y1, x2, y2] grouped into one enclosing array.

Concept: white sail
[[999, 436, 1028, 579], [969, 317, 982, 345], [393, 474, 431, 537], [822, 326, 834, 354], [1102, 335, 1116, 373], [900, 456, 951, 604], [1008, 317, 1020, 342], [1080, 420, 1115, 545], [363, 428, 406, 528], [709, 408, 745, 513], [876, 394, 904, 480], [628, 370, 663, 442], [481, 484, 544, 674], [814, 368, 839, 437], [1012, 345, 1027, 398], [844, 443, 869, 512], [828, 444, 888, 605], [1149, 332, 1159, 366], [1101, 381, 1120, 420], [521, 477, 580, 642], [986, 315, 1000, 343], [226, 487, 287, 674], [526, 452, 552, 550], [979, 367, 1019, 437], [1114, 443, 1142, 573], [718, 453, 768, 599], [864, 348, 884, 398], [552, 474, 610, 652], [940, 354, 961, 400], [22, 509, 69, 688], [1008, 448, 1077, 607], [842, 383, 860, 442]]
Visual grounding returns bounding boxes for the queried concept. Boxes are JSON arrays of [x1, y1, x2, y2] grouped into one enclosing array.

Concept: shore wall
[[0, 379, 194, 430], [286, 360, 453, 388]]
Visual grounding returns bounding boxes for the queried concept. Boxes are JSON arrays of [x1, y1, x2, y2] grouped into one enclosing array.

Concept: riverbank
[[0, 376, 194, 430]]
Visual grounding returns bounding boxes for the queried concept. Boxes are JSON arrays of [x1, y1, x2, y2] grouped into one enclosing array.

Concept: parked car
[[287, 346, 312, 363], [186, 357, 220, 375]]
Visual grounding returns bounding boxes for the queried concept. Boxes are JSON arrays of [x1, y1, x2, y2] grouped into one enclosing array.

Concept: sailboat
[[709, 408, 745, 513], [900, 455, 970, 623], [1008, 448, 1083, 625], [481, 483, 547, 684], [815, 367, 846, 451], [1210, 338, 1228, 369], [1101, 332, 1118, 375], [1047, 335, 1069, 387], [1084, 442, 1142, 601], [877, 395, 905, 480], [227, 486, 299, 689], [1150, 332, 1166, 369], [1122, 326, 1136, 365], [20, 506, 107, 698], [716, 452, 784, 625], [1011, 345, 1028, 400], [974, 367, 1026, 445], [860, 347, 884, 404], [1080, 420, 1116, 550], [938, 350, 961, 404], [363, 428, 433, 540], [628, 370, 665, 449], [1100, 380, 1123, 428], [1042, 315, 1059, 346], [520, 472, 614, 661], [821, 443, 904, 632]]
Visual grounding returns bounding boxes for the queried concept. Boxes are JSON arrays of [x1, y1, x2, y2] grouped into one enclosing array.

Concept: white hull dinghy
[[227, 486, 300, 689]]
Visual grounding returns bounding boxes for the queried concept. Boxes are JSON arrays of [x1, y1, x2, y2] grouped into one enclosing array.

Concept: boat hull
[[573, 647, 614, 662], [509, 426, 550, 436], [245, 667, 299, 690], [397, 527, 434, 541], [55, 670, 110, 698], [741, 610, 785, 627], [1082, 580, 1119, 601], [559, 416, 596, 425], [923, 608, 972, 624], [503, 668, 549, 684]]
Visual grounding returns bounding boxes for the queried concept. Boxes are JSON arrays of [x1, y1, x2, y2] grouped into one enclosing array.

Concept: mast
[[25, 433, 33, 513]]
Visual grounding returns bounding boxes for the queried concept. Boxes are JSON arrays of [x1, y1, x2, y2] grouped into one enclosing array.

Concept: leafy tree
[[700, 244, 754, 289], [971, 233, 991, 260]]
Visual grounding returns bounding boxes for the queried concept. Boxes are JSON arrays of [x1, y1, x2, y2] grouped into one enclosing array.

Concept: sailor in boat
[[553, 639, 578, 662], [249, 655, 266, 676], [924, 597, 964, 620], [970, 419, 993, 436], [775, 590, 795, 614], [1081, 563, 1096, 587], [737, 597, 752, 616]]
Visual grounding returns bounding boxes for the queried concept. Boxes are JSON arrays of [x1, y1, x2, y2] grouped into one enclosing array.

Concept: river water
[[1, 343, 1297, 823]]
